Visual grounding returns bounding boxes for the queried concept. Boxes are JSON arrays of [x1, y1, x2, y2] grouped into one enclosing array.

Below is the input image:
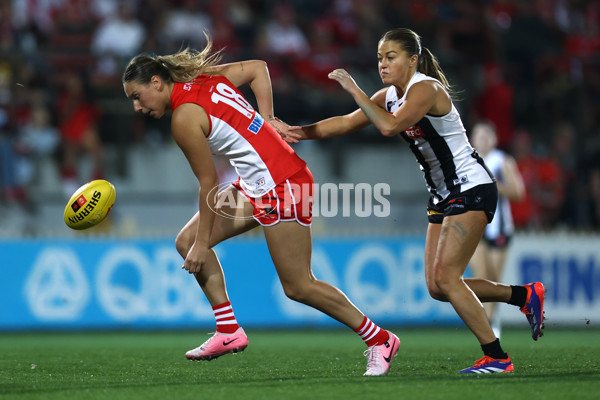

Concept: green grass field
[[1, 327, 598, 400]]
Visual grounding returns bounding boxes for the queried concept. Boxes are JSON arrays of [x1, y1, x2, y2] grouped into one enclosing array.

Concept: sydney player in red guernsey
[[122, 37, 399, 376]]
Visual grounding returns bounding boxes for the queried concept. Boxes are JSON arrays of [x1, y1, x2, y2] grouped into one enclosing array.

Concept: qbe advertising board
[[0, 234, 598, 330]]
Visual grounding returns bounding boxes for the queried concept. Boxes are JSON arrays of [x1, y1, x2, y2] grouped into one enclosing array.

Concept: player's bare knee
[[281, 282, 311, 303], [281, 285, 304, 302], [430, 270, 454, 300], [427, 283, 447, 301], [175, 230, 192, 258], [433, 277, 451, 295]]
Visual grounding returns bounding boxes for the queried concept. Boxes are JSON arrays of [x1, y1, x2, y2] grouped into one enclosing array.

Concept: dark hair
[[379, 28, 451, 90], [122, 35, 222, 85]]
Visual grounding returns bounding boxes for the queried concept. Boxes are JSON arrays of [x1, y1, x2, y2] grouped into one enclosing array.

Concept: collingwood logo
[[68, 191, 102, 224]]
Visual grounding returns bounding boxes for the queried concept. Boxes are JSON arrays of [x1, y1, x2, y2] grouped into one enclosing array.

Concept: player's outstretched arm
[[171, 103, 218, 274], [289, 110, 371, 143], [281, 88, 386, 143]]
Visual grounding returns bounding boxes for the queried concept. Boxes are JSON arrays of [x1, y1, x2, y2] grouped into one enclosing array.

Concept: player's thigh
[[263, 221, 313, 285], [178, 185, 258, 249], [436, 210, 488, 279], [210, 185, 259, 244]]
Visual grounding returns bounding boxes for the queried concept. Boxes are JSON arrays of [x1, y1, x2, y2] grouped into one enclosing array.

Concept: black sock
[[481, 339, 508, 360], [508, 285, 527, 308]]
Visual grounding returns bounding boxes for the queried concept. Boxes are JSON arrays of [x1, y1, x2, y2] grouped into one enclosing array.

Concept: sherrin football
[[64, 179, 116, 230]]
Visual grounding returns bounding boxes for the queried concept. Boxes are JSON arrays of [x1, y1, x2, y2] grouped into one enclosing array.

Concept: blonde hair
[[123, 34, 223, 85]]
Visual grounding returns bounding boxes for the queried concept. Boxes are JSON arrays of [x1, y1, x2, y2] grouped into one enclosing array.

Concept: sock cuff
[[508, 285, 528, 308], [213, 301, 239, 334], [212, 301, 232, 312], [354, 316, 369, 333]]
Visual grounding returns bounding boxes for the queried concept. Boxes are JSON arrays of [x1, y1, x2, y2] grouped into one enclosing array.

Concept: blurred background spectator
[[159, 0, 210, 50], [0, 0, 598, 236], [91, 1, 145, 79], [55, 71, 104, 195], [255, 3, 310, 60]]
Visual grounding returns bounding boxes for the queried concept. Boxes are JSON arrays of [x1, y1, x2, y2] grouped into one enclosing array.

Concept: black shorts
[[427, 183, 497, 224]]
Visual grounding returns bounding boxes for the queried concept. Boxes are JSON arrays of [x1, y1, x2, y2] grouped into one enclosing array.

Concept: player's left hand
[[183, 242, 209, 274], [328, 69, 360, 94]]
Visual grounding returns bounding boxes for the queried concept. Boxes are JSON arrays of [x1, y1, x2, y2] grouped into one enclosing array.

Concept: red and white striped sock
[[354, 316, 390, 347], [213, 301, 240, 334]]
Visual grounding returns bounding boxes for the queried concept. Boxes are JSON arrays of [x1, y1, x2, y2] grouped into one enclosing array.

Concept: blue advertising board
[[2, 233, 598, 330], [0, 237, 461, 330]]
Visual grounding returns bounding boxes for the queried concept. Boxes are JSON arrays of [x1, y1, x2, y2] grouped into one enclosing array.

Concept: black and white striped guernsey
[[385, 72, 494, 204], [482, 149, 514, 240]]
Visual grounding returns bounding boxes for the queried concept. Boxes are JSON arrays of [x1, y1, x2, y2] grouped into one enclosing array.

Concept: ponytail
[[123, 33, 223, 85], [418, 47, 450, 90]]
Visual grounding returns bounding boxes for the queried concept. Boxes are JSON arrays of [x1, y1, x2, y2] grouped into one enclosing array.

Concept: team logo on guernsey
[[453, 175, 469, 185], [183, 83, 192, 91], [405, 125, 424, 139]]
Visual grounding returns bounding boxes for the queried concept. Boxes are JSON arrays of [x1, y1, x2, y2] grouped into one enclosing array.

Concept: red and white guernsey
[[171, 74, 306, 197]]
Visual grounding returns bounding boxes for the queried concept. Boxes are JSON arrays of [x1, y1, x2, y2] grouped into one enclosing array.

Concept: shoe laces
[[363, 346, 382, 370], [200, 332, 217, 349], [472, 355, 495, 367]]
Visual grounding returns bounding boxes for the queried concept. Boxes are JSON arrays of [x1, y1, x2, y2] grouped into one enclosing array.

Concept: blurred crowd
[[0, 0, 599, 231]]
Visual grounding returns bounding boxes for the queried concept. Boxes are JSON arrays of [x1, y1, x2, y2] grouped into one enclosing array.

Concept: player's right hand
[[268, 117, 302, 143]]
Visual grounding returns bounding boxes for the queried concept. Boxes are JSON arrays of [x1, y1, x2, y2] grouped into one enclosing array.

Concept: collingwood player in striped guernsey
[[285, 28, 545, 374]]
